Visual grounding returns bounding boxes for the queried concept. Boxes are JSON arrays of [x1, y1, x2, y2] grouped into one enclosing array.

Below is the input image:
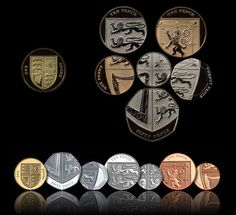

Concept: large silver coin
[[171, 58, 212, 100], [46, 191, 79, 214], [99, 6, 147, 54], [78, 191, 107, 214], [138, 164, 162, 190], [45, 152, 81, 190], [105, 153, 140, 190], [137, 52, 171, 87], [126, 88, 179, 142], [80, 161, 108, 190]]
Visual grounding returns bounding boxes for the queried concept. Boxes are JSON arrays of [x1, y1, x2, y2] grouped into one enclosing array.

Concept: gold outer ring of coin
[[21, 48, 66, 92], [160, 153, 196, 190], [156, 6, 207, 58], [14, 158, 47, 190], [194, 162, 220, 190]]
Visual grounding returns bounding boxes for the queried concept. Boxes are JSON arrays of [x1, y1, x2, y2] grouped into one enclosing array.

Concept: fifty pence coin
[[138, 164, 162, 190], [160, 153, 196, 190], [21, 48, 66, 92], [14, 158, 47, 190], [14, 191, 46, 214], [95, 55, 135, 95], [156, 7, 207, 58], [194, 163, 220, 190], [105, 153, 140, 190], [100, 6, 147, 54], [80, 161, 108, 190], [137, 52, 171, 87], [126, 88, 179, 142], [171, 58, 212, 100], [45, 152, 81, 190]]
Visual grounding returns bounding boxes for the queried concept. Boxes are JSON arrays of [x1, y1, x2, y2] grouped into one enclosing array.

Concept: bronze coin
[[156, 7, 207, 58], [95, 55, 135, 95], [22, 48, 66, 92], [160, 153, 196, 190], [194, 163, 220, 190]]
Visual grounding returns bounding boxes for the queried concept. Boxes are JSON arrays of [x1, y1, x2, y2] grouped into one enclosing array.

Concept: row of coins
[[14, 152, 220, 191]]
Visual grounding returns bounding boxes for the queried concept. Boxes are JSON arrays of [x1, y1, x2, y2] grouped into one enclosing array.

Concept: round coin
[[100, 6, 147, 54], [95, 55, 135, 95], [126, 88, 179, 142], [160, 153, 196, 190], [171, 58, 212, 100], [138, 164, 162, 190], [14, 158, 47, 190], [156, 7, 207, 58], [21, 48, 66, 92], [45, 152, 81, 190], [137, 52, 171, 87], [105, 153, 140, 190], [194, 163, 220, 190], [80, 161, 108, 190], [14, 191, 46, 214]]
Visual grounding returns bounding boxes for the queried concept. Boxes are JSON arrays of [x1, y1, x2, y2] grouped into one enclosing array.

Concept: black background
[[4, 0, 229, 214]]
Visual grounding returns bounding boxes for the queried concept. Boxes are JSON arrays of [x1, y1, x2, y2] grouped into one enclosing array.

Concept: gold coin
[[194, 163, 220, 190], [160, 153, 196, 190], [14, 191, 46, 214], [21, 48, 66, 92], [14, 158, 47, 190]]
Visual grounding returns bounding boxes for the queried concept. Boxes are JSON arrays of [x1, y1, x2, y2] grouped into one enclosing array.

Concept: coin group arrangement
[[14, 152, 220, 191]]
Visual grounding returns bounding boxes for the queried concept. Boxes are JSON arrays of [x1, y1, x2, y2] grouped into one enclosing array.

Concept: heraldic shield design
[[21, 163, 41, 189], [126, 88, 179, 142], [29, 56, 58, 90], [80, 163, 99, 190]]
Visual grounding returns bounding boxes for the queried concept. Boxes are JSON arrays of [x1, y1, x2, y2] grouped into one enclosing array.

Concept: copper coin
[[136, 52, 172, 87], [194, 163, 220, 190], [171, 58, 212, 100], [156, 7, 207, 58], [126, 88, 179, 142], [95, 55, 135, 95], [22, 48, 66, 92], [160, 153, 196, 190], [14, 158, 47, 190], [99, 6, 147, 54]]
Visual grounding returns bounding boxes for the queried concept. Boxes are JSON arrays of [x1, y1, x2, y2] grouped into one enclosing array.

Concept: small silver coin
[[80, 161, 108, 190], [46, 191, 79, 214], [137, 52, 171, 87], [105, 153, 140, 190], [138, 164, 162, 190], [99, 6, 147, 54], [126, 88, 179, 142], [171, 58, 212, 100], [78, 191, 107, 214], [45, 152, 81, 190]]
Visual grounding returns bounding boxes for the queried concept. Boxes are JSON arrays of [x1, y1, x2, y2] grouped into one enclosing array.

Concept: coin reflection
[[106, 191, 138, 214], [78, 191, 107, 213], [161, 191, 196, 214], [15, 191, 45, 214], [46, 191, 79, 214], [137, 191, 161, 213], [194, 191, 220, 214]]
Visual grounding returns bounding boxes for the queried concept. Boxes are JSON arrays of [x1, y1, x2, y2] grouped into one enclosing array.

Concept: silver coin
[[138, 163, 162, 190], [137, 52, 171, 87], [171, 58, 212, 100], [126, 88, 179, 142], [79, 161, 108, 190], [78, 191, 107, 214], [106, 191, 137, 213], [46, 191, 79, 214], [45, 152, 81, 190], [137, 191, 161, 213], [105, 153, 140, 190], [99, 6, 147, 54]]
